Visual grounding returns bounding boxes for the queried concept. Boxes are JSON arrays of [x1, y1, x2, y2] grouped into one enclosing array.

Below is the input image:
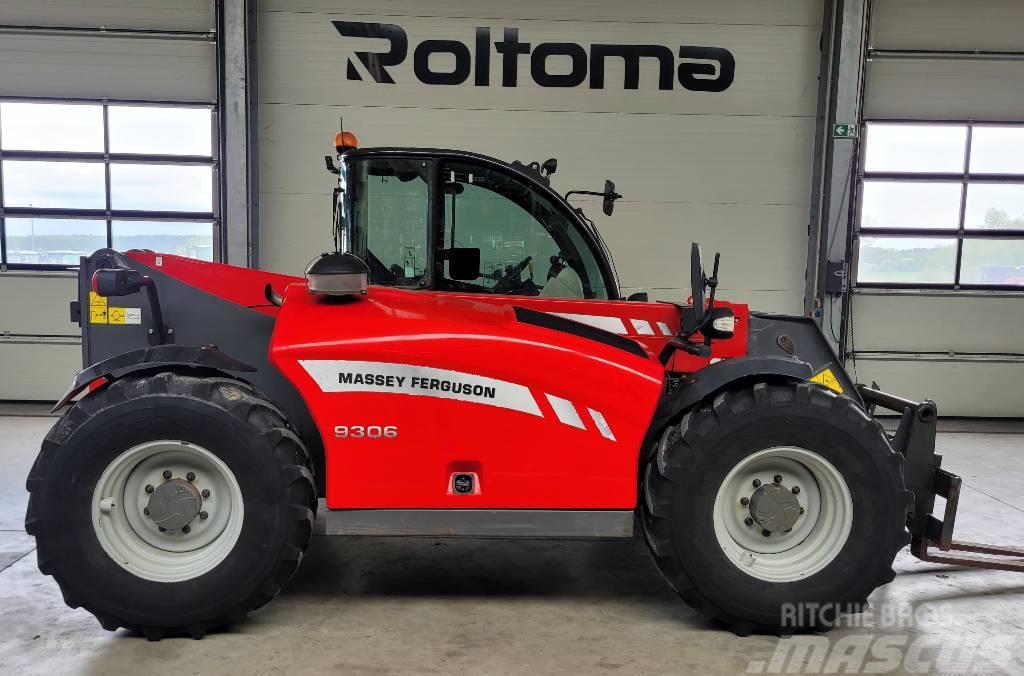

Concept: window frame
[[855, 119, 1024, 291], [0, 96, 218, 271]]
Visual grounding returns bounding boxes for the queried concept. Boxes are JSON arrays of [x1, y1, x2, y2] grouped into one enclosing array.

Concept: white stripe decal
[[545, 393, 586, 430], [630, 319, 655, 335], [550, 312, 628, 334], [588, 408, 616, 441], [656, 321, 673, 336], [299, 360, 542, 417]]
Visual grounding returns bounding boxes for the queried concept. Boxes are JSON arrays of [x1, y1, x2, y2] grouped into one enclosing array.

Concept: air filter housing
[[305, 252, 369, 297]]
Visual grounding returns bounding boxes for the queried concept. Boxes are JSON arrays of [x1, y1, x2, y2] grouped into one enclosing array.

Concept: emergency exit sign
[[832, 123, 857, 138]]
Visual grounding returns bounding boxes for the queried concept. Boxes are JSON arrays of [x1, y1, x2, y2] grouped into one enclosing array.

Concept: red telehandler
[[24, 132, 1023, 640]]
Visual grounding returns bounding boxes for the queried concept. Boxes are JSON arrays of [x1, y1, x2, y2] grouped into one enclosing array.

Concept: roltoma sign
[[334, 21, 736, 92]]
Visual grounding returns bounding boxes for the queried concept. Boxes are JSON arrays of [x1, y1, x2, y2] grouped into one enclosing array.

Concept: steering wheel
[[493, 255, 534, 293], [690, 243, 707, 326]]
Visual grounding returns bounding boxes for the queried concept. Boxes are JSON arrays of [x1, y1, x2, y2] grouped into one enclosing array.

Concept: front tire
[[25, 373, 316, 639], [642, 381, 910, 634]]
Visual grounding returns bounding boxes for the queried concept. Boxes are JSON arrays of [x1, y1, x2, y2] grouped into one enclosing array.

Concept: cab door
[[434, 158, 613, 300]]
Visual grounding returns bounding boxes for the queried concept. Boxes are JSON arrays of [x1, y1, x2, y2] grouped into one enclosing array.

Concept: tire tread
[[25, 372, 316, 639]]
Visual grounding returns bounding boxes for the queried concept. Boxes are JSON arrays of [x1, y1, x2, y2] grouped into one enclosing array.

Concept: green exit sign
[[832, 123, 857, 138]]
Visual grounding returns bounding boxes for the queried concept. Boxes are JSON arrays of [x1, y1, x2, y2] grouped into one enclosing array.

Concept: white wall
[[257, 0, 824, 314]]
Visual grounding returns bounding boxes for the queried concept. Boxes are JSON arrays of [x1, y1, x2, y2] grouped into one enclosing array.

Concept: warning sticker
[[809, 368, 844, 394], [88, 292, 108, 323], [106, 307, 142, 325]]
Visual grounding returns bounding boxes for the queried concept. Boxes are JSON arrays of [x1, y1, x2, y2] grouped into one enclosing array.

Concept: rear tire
[[25, 372, 316, 639], [641, 381, 910, 635]]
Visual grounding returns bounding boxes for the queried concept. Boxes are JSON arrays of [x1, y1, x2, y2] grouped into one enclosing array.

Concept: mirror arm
[[564, 189, 622, 201]]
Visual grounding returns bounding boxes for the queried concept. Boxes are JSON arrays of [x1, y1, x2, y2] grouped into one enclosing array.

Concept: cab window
[[439, 161, 608, 299], [349, 158, 430, 287]]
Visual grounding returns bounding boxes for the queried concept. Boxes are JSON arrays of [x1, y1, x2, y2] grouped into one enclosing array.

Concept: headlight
[[704, 308, 736, 340], [712, 315, 736, 334]]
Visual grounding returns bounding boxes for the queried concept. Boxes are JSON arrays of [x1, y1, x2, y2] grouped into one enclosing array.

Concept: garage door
[[257, 0, 824, 315], [851, 0, 1024, 416], [0, 0, 217, 400]]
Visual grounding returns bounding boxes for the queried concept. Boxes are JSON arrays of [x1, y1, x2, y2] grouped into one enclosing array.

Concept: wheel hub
[[147, 478, 202, 531], [712, 446, 854, 583], [748, 483, 802, 533]]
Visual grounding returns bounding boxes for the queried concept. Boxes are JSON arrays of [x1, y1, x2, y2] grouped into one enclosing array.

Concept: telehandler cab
[[25, 131, 1023, 640]]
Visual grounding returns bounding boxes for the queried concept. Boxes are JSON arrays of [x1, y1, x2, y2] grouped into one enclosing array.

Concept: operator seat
[[540, 264, 585, 298]]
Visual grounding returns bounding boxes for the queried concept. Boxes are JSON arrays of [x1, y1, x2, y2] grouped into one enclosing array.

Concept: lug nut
[[186, 472, 196, 482], [182, 525, 191, 534], [162, 470, 172, 480], [762, 529, 771, 537], [799, 507, 805, 515], [199, 511, 208, 520], [143, 507, 150, 516], [740, 497, 749, 506], [792, 486, 800, 495], [744, 517, 754, 526], [752, 479, 761, 488], [201, 489, 211, 498], [145, 484, 154, 494], [158, 526, 166, 532], [774, 474, 783, 484]]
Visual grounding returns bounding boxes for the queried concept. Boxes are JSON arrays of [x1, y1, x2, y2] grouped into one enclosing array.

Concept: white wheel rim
[[712, 446, 853, 583], [91, 440, 244, 583]]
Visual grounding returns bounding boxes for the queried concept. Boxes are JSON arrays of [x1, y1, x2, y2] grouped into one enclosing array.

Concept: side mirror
[[689, 243, 707, 327], [603, 180, 622, 216], [448, 247, 481, 281]]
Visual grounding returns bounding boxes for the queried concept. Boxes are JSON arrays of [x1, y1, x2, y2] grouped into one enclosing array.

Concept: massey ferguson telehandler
[[24, 132, 1024, 640]]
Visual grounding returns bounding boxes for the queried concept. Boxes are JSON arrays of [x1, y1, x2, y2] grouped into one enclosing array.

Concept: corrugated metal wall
[[0, 0, 216, 400], [852, 0, 1024, 416]]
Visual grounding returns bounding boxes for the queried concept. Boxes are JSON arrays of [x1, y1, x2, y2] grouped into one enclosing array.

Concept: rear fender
[[52, 344, 256, 412]]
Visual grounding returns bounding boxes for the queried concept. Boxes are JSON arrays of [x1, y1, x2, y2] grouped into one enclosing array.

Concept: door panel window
[[350, 158, 430, 287], [439, 161, 608, 298]]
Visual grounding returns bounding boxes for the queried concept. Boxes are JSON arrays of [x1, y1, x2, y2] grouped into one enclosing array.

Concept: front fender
[[639, 355, 813, 465], [51, 344, 256, 412]]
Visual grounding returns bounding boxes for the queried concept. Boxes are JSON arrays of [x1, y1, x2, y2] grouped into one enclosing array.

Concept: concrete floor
[[1, 414, 1023, 675]]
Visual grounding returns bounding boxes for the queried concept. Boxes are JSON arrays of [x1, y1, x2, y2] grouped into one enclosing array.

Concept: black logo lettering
[[413, 39, 472, 85], [590, 44, 674, 90], [333, 21, 408, 84], [678, 46, 736, 93], [531, 43, 587, 88], [334, 21, 735, 92]]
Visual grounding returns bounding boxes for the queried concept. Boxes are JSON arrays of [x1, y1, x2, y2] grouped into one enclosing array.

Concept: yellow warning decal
[[809, 368, 844, 394], [88, 291, 108, 323], [105, 307, 142, 326]]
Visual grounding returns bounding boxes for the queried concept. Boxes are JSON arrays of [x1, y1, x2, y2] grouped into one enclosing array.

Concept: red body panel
[[119, 254, 751, 509], [125, 251, 299, 316], [270, 286, 671, 509]]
